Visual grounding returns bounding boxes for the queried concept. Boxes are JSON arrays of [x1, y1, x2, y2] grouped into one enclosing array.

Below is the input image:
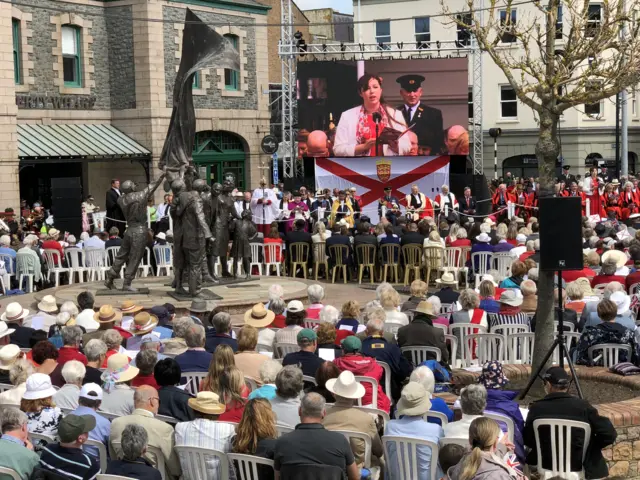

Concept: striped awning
[[17, 124, 151, 161]]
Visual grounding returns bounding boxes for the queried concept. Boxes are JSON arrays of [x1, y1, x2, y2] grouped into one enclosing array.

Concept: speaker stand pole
[[518, 269, 584, 400]]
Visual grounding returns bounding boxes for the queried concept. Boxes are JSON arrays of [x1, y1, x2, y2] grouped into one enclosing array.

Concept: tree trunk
[[528, 107, 560, 397]]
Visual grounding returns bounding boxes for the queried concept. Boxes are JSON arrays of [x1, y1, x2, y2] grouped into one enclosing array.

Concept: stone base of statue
[[96, 287, 150, 296], [167, 288, 222, 301]]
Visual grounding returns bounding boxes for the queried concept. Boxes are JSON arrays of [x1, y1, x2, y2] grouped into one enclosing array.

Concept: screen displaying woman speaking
[[297, 57, 469, 159]]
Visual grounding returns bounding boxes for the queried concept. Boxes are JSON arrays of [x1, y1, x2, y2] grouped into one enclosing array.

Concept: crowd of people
[[0, 263, 626, 479]]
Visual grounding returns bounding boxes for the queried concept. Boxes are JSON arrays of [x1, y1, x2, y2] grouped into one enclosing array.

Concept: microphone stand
[[375, 122, 380, 156]]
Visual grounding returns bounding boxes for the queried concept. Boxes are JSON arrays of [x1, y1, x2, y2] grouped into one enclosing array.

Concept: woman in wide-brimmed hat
[[21, 373, 63, 444], [100, 354, 139, 416]]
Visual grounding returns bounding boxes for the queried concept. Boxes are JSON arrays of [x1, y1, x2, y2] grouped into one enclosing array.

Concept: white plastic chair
[[491, 252, 513, 279], [302, 375, 317, 386], [532, 419, 591, 478], [377, 361, 392, 397], [228, 453, 275, 480], [466, 333, 505, 364], [383, 435, 439, 480], [65, 248, 88, 283], [401, 346, 442, 364], [249, 243, 263, 276], [276, 424, 294, 437], [355, 376, 378, 408], [471, 251, 492, 287], [42, 249, 68, 287], [0, 253, 15, 291], [383, 323, 402, 339], [424, 410, 449, 425], [137, 247, 153, 278], [588, 343, 633, 367], [16, 252, 37, 292], [85, 439, 108, 472], [484, 411, 515, 443], [505, 332, 536, 364], [353, 406, 390, 430], [84, 247, 109, 281], [334, 430, 372, 468], [0, 467, 21, 480], [439, 437, 468, 447], [182, 371, 208, 395], [28, 431, 57, 445], [442, 247, 462, 280], [0, 382, 12, 392], [554, 321, 575, 333], [449, 323, 487, 367], [274, 342, 298, 359], [303, 319, 321, 329], [263, 243, 282, 276], [444, 334, 458, 367], [153, 245, 173, 276]]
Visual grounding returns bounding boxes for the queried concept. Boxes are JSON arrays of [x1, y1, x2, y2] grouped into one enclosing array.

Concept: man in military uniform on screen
[[396, 74, 444, 155]]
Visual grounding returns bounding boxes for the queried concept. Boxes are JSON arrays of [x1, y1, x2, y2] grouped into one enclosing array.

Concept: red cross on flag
[[315, 156, 450, 223]]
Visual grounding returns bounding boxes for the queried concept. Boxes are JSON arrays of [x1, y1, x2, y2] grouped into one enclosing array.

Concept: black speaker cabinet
[[539, 196, 583, 271], [51, 177, 82, 235]]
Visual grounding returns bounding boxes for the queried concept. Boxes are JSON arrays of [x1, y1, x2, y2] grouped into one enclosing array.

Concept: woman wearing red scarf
[[333, 74, 411, 157]]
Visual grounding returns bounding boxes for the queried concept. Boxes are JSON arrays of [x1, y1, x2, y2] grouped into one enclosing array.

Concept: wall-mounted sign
[[16, 95, 96, 110]]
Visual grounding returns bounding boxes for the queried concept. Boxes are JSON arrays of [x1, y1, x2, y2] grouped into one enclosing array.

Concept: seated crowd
[[0, 239, 627, 480]]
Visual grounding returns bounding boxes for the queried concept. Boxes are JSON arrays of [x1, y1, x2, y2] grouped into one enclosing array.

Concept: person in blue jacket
[[478, 360, 526, 464]]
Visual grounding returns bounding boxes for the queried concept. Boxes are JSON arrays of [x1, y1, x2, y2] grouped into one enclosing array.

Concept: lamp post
[[489, 128, 502, 180]]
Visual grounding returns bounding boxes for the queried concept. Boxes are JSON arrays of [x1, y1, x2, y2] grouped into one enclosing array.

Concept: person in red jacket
[[41, 228, 64, 265], [492, 184, 515, 221], [591, 255, 626, 288], [562, 182, 586, 214], [621, 181, 640, 220], [333, 336, 391, 413], [57, 325, 88, 366]]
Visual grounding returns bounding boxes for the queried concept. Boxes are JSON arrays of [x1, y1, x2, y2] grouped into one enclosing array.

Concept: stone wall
[[10, 0, 136, 110], [162, 6, 257, 110]]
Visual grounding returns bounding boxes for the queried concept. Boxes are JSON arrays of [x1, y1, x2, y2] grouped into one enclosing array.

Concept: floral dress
[[27, 406, 63, 448], [575, 322, 639, 366]]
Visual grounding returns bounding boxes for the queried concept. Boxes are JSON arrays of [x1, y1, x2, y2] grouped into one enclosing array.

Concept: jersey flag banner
[[314, 156, 450, 223]]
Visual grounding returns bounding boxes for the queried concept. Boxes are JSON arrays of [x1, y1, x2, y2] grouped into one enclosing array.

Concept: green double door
[[192, 131, 247, 190]]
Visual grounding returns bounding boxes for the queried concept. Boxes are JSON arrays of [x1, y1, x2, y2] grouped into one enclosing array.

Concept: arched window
[[223, 34, 239, 91]]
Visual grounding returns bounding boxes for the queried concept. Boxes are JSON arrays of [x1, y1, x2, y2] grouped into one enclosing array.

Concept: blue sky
[[295, 0, 353, 14]]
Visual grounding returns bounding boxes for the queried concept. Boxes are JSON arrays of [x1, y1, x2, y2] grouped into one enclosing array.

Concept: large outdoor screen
[[297, 58, 469, 158]]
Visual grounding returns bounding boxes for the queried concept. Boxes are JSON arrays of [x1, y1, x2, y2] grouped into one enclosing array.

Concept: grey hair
[[410, 366, 435, 395], [275, 365, 304, 399], [605, 281, 624, 294], [362, 307, 386, 326], [526, 240, 535, 252], [300, 392, 326, 419], [0, 235, 9, 246], [533, 239, 540, 250], [211, 312, 231, 334], [140, 338, 161, 351], [480, 223, 491, 234], [601, 259, 617, 275], [56, 312, 71, 326], [307, 284, 325, 304], [59, 301, 79, 317], [527, 268, 539, 281], [588, 236, 599, 248], [365, 316, 385, 334], [269, 297, 286, 316], [102, 329, 123, 350], [185, 325, 205, 348], [426, 295, 441, 313], [135, 350, 158, 376], [121, 424, 148, 461], [258, 359, 283, 384], [458, 289, 480, 310], [625, 181, 634, 190], [0, 406, 28, 433], [460, 384, 487, 415], [84, 339, 107, 362], [376, 282, 394, 300], [9, 360, 33, 385], [173, 316, 195, 338], [318, 305, 340, 325], [457, 227, 468, 239], [61, 360, 86, 385], [62, 326, 83, 346], [268, 284, 284, 301]]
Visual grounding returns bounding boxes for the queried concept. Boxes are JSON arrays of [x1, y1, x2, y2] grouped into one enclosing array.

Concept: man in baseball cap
[[281, 328, 324, 378], [38, 414, 100, 479], [72, 383, 111, 458], [523, 367, 617, 479]]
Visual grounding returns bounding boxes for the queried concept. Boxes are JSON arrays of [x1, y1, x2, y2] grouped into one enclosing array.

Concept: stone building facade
[[4, 0, 271, 222]]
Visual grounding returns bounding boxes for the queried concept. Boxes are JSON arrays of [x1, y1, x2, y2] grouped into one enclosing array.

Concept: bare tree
[[443, 0, 640, 385]]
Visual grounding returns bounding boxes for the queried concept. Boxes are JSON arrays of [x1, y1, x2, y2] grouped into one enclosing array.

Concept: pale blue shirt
[[71, 405, 111, 458], [384, 416, 443, 480]]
